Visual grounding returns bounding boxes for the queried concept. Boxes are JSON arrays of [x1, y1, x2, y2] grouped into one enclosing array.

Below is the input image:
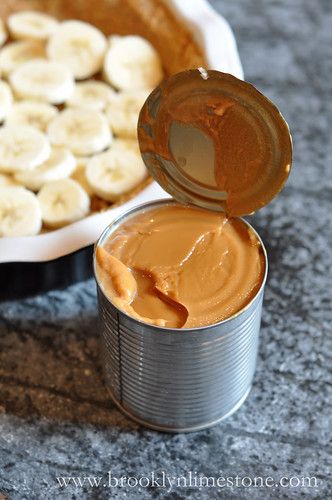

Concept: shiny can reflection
[[94, 200, 268, 432]]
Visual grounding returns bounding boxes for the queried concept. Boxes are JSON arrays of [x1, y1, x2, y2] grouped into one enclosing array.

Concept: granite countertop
[[0, 0, 331, 499]]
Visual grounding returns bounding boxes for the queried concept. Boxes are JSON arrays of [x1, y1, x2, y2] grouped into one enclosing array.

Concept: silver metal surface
[[94, 200, 268, 432], [137, 69, 292, 217]]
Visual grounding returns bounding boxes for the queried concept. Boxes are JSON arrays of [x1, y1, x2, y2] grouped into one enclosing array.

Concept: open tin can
[[95, 199, 268, 432], [94, 69, 292, 432]]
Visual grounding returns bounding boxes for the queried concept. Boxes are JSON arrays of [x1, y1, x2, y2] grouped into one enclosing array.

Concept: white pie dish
[[0, 0, 243, 299]]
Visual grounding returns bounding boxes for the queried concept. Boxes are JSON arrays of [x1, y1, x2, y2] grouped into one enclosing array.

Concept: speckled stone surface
[[0, 0, 331, 498]]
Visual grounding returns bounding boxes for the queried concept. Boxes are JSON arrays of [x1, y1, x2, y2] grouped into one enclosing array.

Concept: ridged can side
[[94, 200, 268, 433]]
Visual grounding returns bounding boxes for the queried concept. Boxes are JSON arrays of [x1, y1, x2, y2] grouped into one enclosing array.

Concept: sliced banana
[[7, 11, 59, 41], [104, 35, 163, 90], [14, 147, 76, 191], [9, 59, 74, 104], [5, 100, 58, 132], [48, 108, 111, 156], [47, 20, 107, 79], [0, 19, 8, 47], [86, 148, 147, 201], [0, 125, 50, 173], [0, 40, 45, 78], [71, 156, 94, 196], [75, 156, 90, 170], [107, 34, 121, 45], [111, 138, 140, 153], [0, 173, 17, 187], [0, 80, 13, 121], [106, 90, 150, 138], [66, 80, 115, 111], [37, 178, 90, 228], [0, 186, 42, 236]]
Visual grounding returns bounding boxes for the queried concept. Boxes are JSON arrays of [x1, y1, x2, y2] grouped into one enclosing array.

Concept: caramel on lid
[[138, 69, 292, 217]]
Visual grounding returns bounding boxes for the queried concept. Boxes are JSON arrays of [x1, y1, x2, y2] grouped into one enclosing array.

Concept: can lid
[[137, 69, 292, 217]]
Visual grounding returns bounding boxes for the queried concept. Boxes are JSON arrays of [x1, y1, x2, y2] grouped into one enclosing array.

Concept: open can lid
[[137, 69, 292, 217]]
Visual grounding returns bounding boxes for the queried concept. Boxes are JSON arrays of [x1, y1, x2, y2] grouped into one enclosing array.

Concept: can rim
[[93, 199, 268, 333]]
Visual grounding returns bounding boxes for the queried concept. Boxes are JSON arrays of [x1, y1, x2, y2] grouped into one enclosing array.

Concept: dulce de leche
[[96, 204, 265, 329], [138, 70, 292, 218]]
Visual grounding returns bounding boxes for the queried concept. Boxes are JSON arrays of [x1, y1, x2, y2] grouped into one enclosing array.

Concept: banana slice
[[66, 80, 115, 111], [9, 59, 74, 104], [0, 80, 13, 121], [107, 35, 121, 44], [111, 138, 140, 153], [37, 178, 90, 227], [106, 90, 150, 138], [75, 156, 90, 169], [71, 166, 94, 197], [48, 108, 112, 155], [14, 147, 76, 191], [0, 173, 17, 187], [0, 40, 45, 78], [0, 125, 50, 173], [104, 35, 163, 90], [0, 19, 8, 47], [0, 186, 42, 236], [86, 148, 147, 201], [7, 11, 59, 41], [71, 156, 94, 196], [47, 20, 107, 79], [5, 100, 58, 132]]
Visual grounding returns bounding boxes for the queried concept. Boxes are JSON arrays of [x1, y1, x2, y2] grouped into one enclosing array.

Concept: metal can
[[94, 199, 268, 432], [94, 68, 290, 432]]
